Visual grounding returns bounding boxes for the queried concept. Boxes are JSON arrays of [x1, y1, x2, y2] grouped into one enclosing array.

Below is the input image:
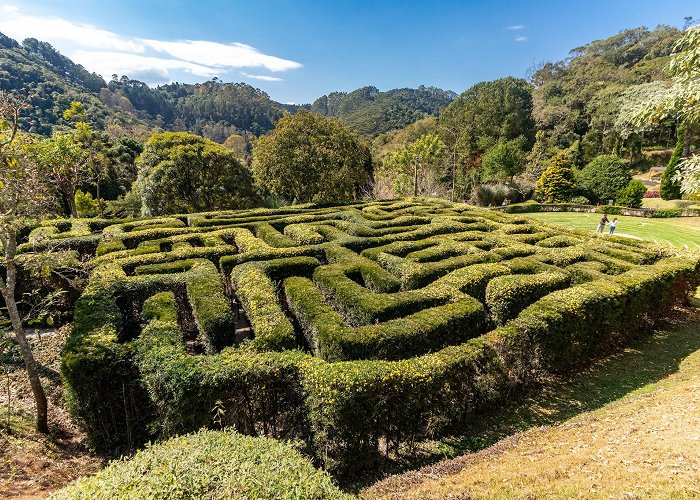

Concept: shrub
[[576, 155, 630, 204], [50, 429, 348, 499], [652, 208, 683, 218], [570, 195, 590, 204], [615, 179, 647, 208], [536, 151, 575, 203], [602, 205, 623, 215], [56, 199, 700, 476], [74, 190, 100, 218]]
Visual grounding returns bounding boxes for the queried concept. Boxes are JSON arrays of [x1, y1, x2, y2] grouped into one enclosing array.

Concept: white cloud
[[0, 4, 302, 85], [145, 40, 301, 72], [514, 36, 528, 42], [241, 73, 283, 82], [506, 24, 525, 30]]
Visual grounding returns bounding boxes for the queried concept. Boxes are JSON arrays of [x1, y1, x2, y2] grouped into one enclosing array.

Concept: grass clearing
[[364, 307, 700, 499], [524, 212, 700, 250], [640, 198, 699, 210]]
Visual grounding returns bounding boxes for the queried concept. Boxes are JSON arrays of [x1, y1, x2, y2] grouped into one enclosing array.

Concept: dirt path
[[364, 310, 700, 499], [0, 326, 103, 499]]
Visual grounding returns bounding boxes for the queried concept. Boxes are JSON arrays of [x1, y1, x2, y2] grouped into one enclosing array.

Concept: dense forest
[[311, 85, 456, 137], [1, 23, 698, 213], [0, 32, 454, 140]]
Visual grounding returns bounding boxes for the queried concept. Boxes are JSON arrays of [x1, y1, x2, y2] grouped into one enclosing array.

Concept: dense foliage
[[136, 132, 259, 215], [312, 85, 456, 137], [51, 429, 347, 499], [615, 179, 648, 208], [438, 77, 535, 197], [252, 110, 372, 203], [576, 155, 631, 204], [533, 25, 682, 162], [537, 151, 576, 203], [46, 200, 698, 476]]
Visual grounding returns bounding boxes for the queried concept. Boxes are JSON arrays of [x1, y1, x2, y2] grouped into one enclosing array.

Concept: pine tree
[[659, 125, 684, 200], [537, 151, 576, 203]]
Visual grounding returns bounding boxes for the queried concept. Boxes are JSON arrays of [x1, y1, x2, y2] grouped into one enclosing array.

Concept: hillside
[[0, 33, 149, 136], [312, 85, 456, 137], [0, 32, 456, 140], [531, 25, 683, 162]]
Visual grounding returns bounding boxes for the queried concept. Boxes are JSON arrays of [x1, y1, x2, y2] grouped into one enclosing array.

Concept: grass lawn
[[641, 198, 700, 210], [524, 212, 700, 250]]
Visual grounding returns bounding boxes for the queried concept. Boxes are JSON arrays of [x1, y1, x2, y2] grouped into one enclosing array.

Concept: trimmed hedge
[[57, 199, 700, 477], [50, 429, 348, 500]]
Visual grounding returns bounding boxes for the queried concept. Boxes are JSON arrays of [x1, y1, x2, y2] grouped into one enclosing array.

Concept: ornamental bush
[[50, 429, 348, 499], [576, 155, 630, 204], [615, 179, 647, 208], [536, 151, 575, 203]]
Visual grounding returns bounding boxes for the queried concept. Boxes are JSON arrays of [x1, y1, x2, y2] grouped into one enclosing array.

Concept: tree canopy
[[576, 154, 631, 204], [137, 132, 259, 215], [252, 110, 372, 203]]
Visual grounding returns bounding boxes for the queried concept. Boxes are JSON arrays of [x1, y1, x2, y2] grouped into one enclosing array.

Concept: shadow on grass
[[349, 307, 700, 491], [441, 308, 700, 456]]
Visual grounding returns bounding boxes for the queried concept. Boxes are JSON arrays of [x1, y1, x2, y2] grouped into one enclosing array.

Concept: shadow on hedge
[[350, 308, 700, 491]]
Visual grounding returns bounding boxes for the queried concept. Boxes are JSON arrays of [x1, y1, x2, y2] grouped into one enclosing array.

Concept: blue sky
[[0, 1, 697, 103]]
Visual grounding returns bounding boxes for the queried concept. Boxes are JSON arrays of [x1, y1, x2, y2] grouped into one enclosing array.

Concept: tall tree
[[480, 137, 528, 182], [659, 125, 685, 200], [621, 26, 700, 195], [253, 110, 372, 203], [34, 131, 88, 218], [379, 133, 446, 197], [439, 77, 535, 196], [0, 91, 57, 433], [137, 132, 260, 215]]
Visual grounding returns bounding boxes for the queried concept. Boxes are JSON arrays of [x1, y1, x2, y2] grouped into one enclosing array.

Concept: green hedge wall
[[57, 199, 700, 476]]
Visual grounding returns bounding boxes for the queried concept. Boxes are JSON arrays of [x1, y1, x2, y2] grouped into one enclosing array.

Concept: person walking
[[609, 217, 618, 235], [597, 214, 609, 233]]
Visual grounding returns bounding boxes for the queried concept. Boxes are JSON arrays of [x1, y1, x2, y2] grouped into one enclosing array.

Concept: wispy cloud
[[514, 36, 528, 42], [506, 24, 525, 30], [241, 73, 283, 82], [0, 3, 302, 85]]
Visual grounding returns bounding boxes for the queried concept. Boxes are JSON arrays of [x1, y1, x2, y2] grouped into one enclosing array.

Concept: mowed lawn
[[525, 212, 700, 250]]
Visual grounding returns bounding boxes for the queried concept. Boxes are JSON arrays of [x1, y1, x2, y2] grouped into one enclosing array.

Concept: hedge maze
[[34, 199, 698, 473]]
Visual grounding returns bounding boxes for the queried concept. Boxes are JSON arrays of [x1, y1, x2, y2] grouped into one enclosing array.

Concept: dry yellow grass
[[364, 310, 700, 499]]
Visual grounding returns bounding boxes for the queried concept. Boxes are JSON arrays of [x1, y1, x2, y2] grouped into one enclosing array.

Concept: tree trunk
[[3, 294, 48, 433], [413, 159, 419, 197], [0, 232, 48, 433], [67, 190, 78, 218]]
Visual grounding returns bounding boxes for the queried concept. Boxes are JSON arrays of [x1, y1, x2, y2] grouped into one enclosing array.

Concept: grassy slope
[[525, 212, 700, 249], [364, 307, 700, 499]]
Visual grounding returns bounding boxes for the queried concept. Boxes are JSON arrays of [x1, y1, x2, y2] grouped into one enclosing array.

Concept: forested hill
[[0, 31, 297, 140], [530, 25, 683, 158], [311, 86, 457, 137], [0, 32, 456, 140]]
